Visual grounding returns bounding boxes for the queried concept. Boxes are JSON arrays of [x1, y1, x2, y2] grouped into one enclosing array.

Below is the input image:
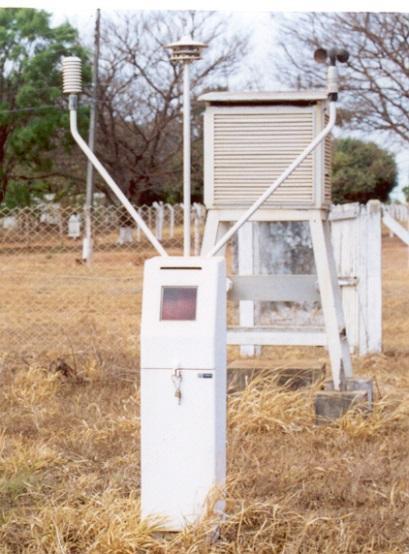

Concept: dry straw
[[1, 237, 409, 552]]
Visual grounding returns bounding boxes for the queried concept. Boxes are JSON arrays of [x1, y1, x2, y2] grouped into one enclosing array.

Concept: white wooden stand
[[201, 208, 352, 389]]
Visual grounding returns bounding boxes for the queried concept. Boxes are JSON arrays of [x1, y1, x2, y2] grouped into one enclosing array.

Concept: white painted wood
[[232, 274, 320, 302], [331, 203, 360, 353], [166, 204, 175, 239], [329, 206, 360, 221], [67, 213, 81, 238], [366, 201, 382, 353], [193, 204, 203, 256], [200, 210, 221, 256], [383, 212, 409, 246], [153, 202, 164, 241], [202, 102, 331, 211], [227, 326, 327, 346], [238, 222, 256, 357], [207, 208, 322, 222], [203, 203, 382, 359], [199, 89, 329, 103], [310, 216, 352, 388], [200, 210, 230, 257], [136, 208, 143, 242], [117, 226, 133, 245], [330, 201, 382, 355]]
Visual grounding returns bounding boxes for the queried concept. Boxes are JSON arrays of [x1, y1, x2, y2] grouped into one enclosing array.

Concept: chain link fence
[[0, 200, 207, 369]]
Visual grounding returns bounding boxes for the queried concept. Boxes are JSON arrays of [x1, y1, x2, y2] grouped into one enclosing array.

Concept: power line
[[0, 104, 60, 114]]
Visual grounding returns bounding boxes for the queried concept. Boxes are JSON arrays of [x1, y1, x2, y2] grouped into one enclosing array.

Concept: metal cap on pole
[[166, 36, 207, 257], [166, 36, 207, 63]]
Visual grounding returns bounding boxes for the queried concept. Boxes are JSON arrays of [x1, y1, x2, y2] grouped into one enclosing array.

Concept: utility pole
[[83, 8, 101, 263]]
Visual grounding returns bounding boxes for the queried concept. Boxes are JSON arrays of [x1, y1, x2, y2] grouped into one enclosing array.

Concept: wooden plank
[[383, 212, 409, 246], [310, 217, 352, 388], [238, 222, 257, 357], [231, 274, 320, 302], [229, 359, 326, 370], [329, 205, 360, 221], [227, 326, 327, 346], [366, 201, 382, 353]]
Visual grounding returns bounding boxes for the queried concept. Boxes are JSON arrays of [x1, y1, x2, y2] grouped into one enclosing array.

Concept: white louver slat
[[204, 104, 331, 210]]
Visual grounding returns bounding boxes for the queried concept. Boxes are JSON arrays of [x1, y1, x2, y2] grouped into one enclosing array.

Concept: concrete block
[[314, 390, 368, 424], [324, 377, 374, 408]]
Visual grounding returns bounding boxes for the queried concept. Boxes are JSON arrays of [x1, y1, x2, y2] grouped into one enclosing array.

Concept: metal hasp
[[200, 48, 352, 389], [61, 56, 167, 257], [166, 37, 207, 257]]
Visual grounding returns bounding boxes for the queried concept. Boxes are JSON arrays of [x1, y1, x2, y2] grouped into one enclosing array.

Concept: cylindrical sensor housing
[[62, 56, 82, 94]]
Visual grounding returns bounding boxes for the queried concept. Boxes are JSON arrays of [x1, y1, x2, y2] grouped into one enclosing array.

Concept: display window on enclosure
[[161, 287, 198, 321]]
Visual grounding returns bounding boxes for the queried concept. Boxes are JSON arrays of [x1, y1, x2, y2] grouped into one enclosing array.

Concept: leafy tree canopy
[[332, 138, 397, 204], [0, 8, 88, 205]]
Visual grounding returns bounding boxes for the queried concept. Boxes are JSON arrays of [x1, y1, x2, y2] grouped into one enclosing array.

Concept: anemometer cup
[[314, 46, 349, 101], [314, 47, 350, 66]]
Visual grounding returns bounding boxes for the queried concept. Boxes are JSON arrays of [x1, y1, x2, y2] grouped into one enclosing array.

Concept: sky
[[1, 1, 408, 200]]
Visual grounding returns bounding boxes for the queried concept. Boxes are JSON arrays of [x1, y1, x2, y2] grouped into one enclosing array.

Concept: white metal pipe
[[207, 101, 337, 257], [83, 9, 101, 264], [68, 96, 168, 257], [183, 63, 191, 256]]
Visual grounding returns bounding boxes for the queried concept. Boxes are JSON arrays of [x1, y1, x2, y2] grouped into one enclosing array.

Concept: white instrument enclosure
[[140, 256, 227, 531], [141, 256, 226, 370]]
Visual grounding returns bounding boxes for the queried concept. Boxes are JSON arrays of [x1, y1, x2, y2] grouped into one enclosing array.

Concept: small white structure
[[2, 216, 17, 230], [117, 226, 133, 245], [140, 256, 226, 531], [68, 213, 81, 238]]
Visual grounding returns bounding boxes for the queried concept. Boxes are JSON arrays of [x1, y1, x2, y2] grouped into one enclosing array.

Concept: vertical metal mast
[[182, 62, 191, 256], [166, 36, 207, 256], [83, 8, 101, 263]]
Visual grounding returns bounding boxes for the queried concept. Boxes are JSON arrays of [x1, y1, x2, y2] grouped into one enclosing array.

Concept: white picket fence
[[330, 201, 382, 354]]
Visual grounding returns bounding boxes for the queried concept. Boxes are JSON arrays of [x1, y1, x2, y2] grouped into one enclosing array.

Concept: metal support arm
[[207, 100, 337, 257], [68, 95, 167, 257]]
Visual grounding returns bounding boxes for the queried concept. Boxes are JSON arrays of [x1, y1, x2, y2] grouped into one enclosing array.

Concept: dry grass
[[1, 237, 409, 553]]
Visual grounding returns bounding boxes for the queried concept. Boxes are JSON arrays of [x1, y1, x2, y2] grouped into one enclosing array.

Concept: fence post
[[148, 206, 153, 230], [154, 202, 164, 241], [136, 207, 143, 242], [193, 203, 202, 256], [166, 204, 175, 239], [330, 203, 360, 353], [363, 200, 382, 353]]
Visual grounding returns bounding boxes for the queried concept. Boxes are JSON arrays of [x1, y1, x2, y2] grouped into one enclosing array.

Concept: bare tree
[[272, 13, 409, 144], [93, 10, 249, 204]]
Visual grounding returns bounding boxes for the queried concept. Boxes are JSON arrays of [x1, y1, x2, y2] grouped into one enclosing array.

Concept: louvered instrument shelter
[[199, 90, 331, 210]]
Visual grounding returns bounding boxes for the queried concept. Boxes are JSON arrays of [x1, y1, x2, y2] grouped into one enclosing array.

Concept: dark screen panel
[[161, 287, 197, 321]]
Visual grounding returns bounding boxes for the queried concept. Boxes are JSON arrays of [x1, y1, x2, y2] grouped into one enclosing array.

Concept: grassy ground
[[1, 237, 409, 553]]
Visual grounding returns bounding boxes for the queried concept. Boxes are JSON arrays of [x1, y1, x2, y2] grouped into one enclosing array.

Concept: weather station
[[61, 43, 371, 532]]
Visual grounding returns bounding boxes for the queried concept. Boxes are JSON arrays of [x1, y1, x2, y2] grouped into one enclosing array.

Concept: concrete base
[[324, 377, 374, 408], [315, 390, 368, 424], [228, 360, 326, 393]]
